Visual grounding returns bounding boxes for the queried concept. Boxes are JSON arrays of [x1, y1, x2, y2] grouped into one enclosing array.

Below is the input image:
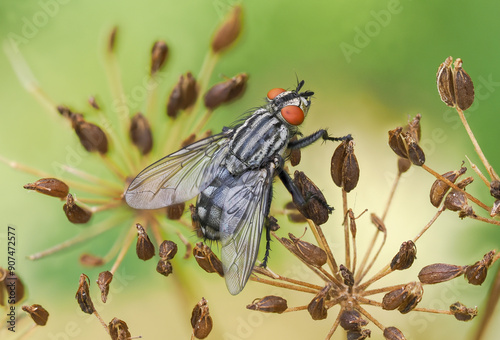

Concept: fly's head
[[266, 80, 314, 128]]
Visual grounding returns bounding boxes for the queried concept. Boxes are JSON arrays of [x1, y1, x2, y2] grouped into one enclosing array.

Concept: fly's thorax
[[225, 110, 290, 175]]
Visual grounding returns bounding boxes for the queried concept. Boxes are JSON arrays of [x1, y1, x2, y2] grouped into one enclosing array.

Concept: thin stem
[[110, 223, 138, 274], [466, 155, 490, 187], [413, 207, 446, 243], [356, 296, 383, 308], [361, 283, 407, 297], [342, 189, 351, 270], [324, 309, 342, 340], [474, 264, 500, 340], [411, 307, 452, 315], [355, 228, 379, 282], [60, 164, 123, 191], [357, 264, 392, 291], [356, 304, 386, 331], [469, 214, 500, 226], [249, 276, 318, 294], [422, 164, 490, 211], [282, 305, 309, 313], [456, 107, 499, 181], [93, 310, 110, 335], [308, 219, 342, 281], [357, 228, 387, 283], [382, 170, 401, 221], [28, 213, 130, 260]]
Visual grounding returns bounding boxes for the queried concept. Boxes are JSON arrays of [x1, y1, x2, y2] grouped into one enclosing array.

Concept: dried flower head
[[191, 297, 213, 339], [22, 304, 49, 326]]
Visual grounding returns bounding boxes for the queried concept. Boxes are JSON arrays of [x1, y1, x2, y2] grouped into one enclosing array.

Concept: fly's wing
[[220, 164, 275, 295], [125, 132, 231, 209]]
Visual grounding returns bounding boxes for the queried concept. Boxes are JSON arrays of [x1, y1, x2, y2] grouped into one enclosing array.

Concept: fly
[[125, 80, 349, 295]]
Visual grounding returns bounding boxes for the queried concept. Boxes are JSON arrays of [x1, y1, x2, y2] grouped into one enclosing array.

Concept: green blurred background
[[0, 0, 499, 339]]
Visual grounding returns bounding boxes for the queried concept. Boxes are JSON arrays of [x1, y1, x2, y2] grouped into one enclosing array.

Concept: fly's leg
[[278, 170, 333, 213], [288, 130, 352, 149], [260, 216, 278, 268]]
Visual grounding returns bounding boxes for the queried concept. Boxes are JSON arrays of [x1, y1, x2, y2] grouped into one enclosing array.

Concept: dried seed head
[[75, 273, 95, 314], [204, 73, 248, 110], [96, 271, 113, 303], [339, 309, 368, 331], [108, 317, 131, 340], [383, 326, 407, 340], [79, 253, 105, 267], [397, 157, 411, 174], [246, 295, 288, 314], [193, 242, 224, 277], [490, 180, 500, 200], [63, 194, 92, 224], [166, 202, 185, 220], [282, 233, 327, 268], [429, 167, 467, 207], [108, 26, 118, 53], [24, 178, 69, 199], [22, 304, 49, 326], [388, 127, 408, 159], [418, 263, 465, 284], [437, 56, 455, 107], [293, 170, 330, 225], [391, 241, 417, 270], [347, 329, 371, 340], [191, 297, 213, 339], [398, 281, 423, 314], [167, 72, 198, 118], [340, 264, 354, 287], [130, 113, 153, 155], [289, 136, 301, 166], [159, 240, 178, 260], [307, 284, 331, 320], [464, 250, 495, 285], [450, 302, 478, 321], [453, 58, 475, 110], [382, 287, 406, 311], [330, 139, 359, 192], [444, 189, 473, 218], [72, 117, 109, 154], [211, 6, 242, 53], [457, 176, 474, 188], [136, 223, 155, 261], [404, 132, 425, 166], [156, 259, 173, 277], [0, 271, 25, 305], [150, 40, 169, 75]]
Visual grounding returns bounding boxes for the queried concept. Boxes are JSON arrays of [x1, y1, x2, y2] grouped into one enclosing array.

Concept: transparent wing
[[220, 164, 275, 295], [125, 132, 231, 209]]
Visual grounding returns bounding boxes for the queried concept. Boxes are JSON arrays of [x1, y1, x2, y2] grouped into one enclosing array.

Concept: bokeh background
[[0, 0, 499, 339]]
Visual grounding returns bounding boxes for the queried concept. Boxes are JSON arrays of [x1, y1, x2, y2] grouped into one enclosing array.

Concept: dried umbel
[[75, 273, 95, 314], [130, 112, 153, 155], [108, 317, 131, 340], [429, 166, 467, 207], [63, 193, 92, 224], [136, 223, 155, 261], [97, 271, 113, 303], [247, 295, 288, 314], [390, 241, 417, 270], [23, 178, 69, 199], [293, 170, 330, 225], [22, 304, 49, 326], [191, 297, 213, 339], [437, 56, 475, 110], [450, 302, 478, 321], [204, 73, 248, 109], [193, 242, 224, 277], [331, 138, 359, 192]]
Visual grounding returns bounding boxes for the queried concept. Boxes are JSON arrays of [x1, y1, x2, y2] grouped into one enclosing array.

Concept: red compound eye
[[267, 88, 286, 100], [281, 105, 304, 125]]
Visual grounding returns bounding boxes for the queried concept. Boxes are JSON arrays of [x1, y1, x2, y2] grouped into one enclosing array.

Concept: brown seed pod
[[339, 309, 368, 331], [450, 302, 478, 321], [167, 72, 198, 118], [293, 170, 330, 225], [24, 178, 69, 199], [150, 40, 169, 75], [382, 287, 407, 311], [75, 273, 95, 314], [404, 132, 425, 166], [388, 127, 408, 159], [289, 136, 301, 166], [129, 113, 153, 155], [383, 326, 407, 340], [282, 233, 327, 268], [330, 139, 359, 192], [135, 223, 155, 261], [88, 96, 100, 110], [397, 281, 423, 314], [490, 180, 500, 200], [63, 194, 92, 224], [429, 167, 467, 207], [390, 241, 417, 270], [211, 6, 242, 53], [444, 189, 473, 218], [307, 284, 331, 320], [96, 271, 113, 303], [340, 264, 354, 287], [0, 271, 25, 305], [22, 304, 49, 326], [191, 297, 213, 339], [453, 58, 475, 110], [72, 117, 109, 154], [108, 317, 131, 340], [159, 240, 178, 260], [204, 73, 248, 110], [193, 242, 224, 277], [464, 250, 495, 285], [397, 157, 412, 174], [156, 259, 173, 277], [166, 202, 185, 220], [347, 329, 371, 340], [418, 263, 465, 284], [246, 295, 288, 314], [436, 56, 455, 107], [79, 253, 105, 267]]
